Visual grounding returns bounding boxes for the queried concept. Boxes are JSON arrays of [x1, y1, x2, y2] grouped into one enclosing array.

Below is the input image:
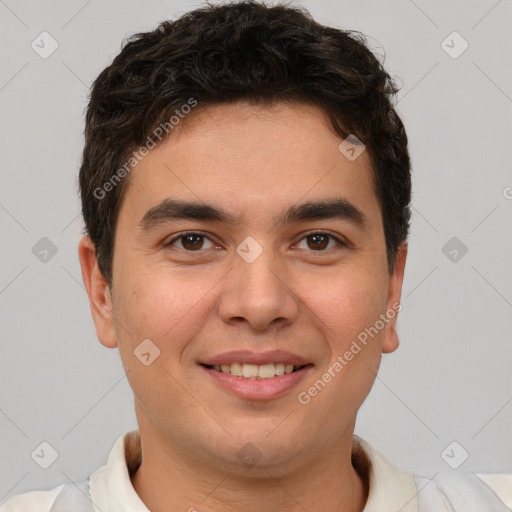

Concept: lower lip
[[200, 365, 312, 401]]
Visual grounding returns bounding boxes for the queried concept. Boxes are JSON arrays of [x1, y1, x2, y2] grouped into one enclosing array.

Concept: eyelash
[[164, 230, 347, 252]]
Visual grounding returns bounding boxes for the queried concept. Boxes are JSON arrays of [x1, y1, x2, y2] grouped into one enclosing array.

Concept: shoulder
[[352, 435, 511, 511], [414, 471, 512, 511], [0, 483, 65, 512], [0, 478, 94, 512], [0, 430, 136, 512]]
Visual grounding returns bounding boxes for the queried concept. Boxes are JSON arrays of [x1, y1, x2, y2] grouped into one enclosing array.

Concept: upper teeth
[[213, 363, 297, 379]]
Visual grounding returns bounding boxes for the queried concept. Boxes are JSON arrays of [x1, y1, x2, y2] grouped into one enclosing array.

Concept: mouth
[[201, 362, 311, 379], [199, 356, 313, 400]]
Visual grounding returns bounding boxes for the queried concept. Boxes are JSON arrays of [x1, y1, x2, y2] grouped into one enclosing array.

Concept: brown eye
[[166, 232, 215, 251], [295, 231, 345, 251], [307, 233, 329, 250], [181, 234, 204, 250]]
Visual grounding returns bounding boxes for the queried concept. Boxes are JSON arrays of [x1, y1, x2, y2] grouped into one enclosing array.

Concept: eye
[[295, 231, 346, 251], [165, 232, 217, 251], [164, 230, 346, 253]]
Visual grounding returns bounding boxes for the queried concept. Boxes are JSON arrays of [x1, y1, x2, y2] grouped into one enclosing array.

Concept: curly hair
[[79, 0, 411, 287]]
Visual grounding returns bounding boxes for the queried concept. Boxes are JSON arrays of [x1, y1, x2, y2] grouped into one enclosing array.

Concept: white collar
[[89, 430, 418, 512], [352, 435, 418, 511]]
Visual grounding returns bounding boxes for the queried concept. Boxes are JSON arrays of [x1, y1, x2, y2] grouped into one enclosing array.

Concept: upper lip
[[200, 350, 312, 367]]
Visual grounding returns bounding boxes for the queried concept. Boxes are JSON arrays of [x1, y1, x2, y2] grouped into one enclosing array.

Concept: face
[[80, 101, 407, 476]]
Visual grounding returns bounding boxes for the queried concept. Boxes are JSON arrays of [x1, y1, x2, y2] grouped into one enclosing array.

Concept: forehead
[[119, 101, 381, 231]]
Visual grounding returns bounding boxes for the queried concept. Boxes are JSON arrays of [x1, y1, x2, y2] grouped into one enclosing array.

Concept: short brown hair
[[79, 0, 411, 287]]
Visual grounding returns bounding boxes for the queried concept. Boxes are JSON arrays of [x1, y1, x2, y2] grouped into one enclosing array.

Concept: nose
[[218, 246, 300, 332]]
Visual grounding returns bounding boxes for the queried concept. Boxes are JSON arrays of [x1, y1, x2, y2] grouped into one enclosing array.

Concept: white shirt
[[1, 429, 511, 511]]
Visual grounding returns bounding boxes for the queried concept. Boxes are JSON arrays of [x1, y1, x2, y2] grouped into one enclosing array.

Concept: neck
[[130, 426, 369, 512]]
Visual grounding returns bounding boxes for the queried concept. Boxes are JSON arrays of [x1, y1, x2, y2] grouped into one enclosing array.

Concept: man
[[2, 1, 510, 511]]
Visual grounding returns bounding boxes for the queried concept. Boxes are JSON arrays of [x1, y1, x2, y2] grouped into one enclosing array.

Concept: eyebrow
[[138, 197, 369, 232]]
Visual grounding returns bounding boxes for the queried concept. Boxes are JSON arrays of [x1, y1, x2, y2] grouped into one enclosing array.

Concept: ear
[[78, 235, 118, 348], [381, 242, 408, 354]]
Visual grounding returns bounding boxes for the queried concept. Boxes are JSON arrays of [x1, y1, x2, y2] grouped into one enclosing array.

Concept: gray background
[[1, 0, 511, 502]]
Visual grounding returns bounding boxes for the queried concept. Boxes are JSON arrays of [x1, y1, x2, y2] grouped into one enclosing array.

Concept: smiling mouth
[[202, 363, 310, 379]]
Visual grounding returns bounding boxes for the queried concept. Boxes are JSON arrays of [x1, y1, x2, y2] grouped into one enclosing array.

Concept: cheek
[[112, 265, 215, 358], [297, 272, 386, 424], [307, 266, 388, 346], [110, 268, 214, 423]]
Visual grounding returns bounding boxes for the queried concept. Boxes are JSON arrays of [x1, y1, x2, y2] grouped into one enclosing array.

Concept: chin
[[223, 429, 309, 471]]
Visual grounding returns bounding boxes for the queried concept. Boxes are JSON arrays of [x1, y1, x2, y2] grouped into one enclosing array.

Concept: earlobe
[[382, 325, 400, 354], [78, 235, 118, 349], [381, 243, 408, 354]]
